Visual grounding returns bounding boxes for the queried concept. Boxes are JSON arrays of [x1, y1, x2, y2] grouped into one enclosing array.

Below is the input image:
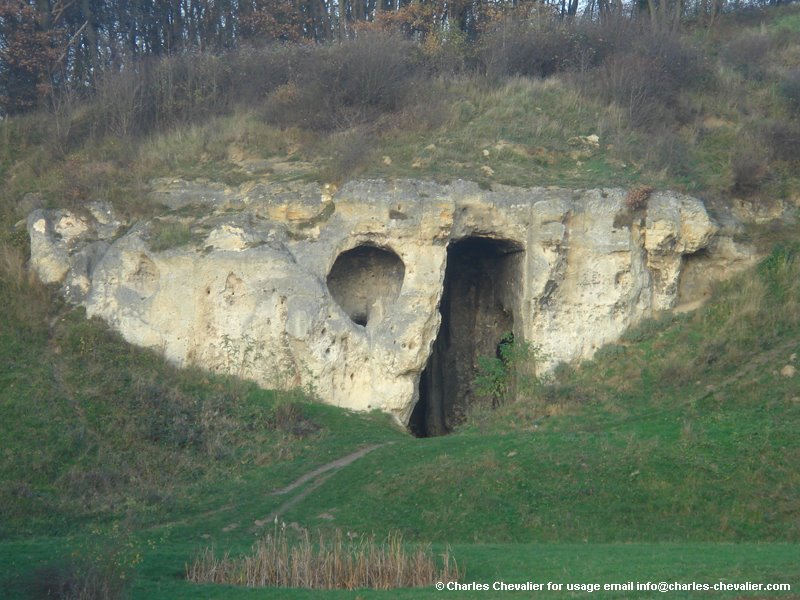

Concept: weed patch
[[25, 524, 141, 600], [474, 333, 547, 407], [148, 220, 192, 251]]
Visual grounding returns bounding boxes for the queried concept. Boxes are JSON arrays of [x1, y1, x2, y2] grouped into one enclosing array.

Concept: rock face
[[28, 179, 743, 432]]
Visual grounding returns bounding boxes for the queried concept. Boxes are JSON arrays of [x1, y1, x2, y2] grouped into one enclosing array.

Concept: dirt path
[[252, 442, 391, 530], [271, 443, 388, 496]]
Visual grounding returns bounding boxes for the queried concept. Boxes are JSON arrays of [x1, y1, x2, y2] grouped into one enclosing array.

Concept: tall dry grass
[[0, 239, 51, 326], [186, 526, 461, 590]]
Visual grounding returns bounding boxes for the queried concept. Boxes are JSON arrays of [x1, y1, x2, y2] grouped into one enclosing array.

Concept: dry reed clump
[[0, 239, 51, 324], [186, 526, 461, 590]]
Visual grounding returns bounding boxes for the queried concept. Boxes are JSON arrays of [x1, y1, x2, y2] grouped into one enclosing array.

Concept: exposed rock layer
[[28, 179, 752, 426]]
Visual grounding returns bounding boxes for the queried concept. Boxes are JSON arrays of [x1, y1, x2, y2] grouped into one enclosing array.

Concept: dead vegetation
[[625, 185, 654, 210], [186, 526, 461, 590]]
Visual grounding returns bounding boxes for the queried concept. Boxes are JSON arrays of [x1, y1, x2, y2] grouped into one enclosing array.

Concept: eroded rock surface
[[28, 179, 752, 427]]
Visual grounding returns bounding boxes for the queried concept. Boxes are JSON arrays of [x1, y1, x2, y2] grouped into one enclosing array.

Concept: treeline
[[0, 0, 793, 116]]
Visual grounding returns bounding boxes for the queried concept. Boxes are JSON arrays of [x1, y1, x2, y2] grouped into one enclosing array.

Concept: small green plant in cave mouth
[[474, 332, 547, 406]]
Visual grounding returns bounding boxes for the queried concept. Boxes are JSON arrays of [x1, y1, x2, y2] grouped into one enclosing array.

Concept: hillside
[[1, 4, 800, 599]]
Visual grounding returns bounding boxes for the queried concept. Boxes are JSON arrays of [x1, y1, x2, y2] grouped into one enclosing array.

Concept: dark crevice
[[410, 236, 523, 437]]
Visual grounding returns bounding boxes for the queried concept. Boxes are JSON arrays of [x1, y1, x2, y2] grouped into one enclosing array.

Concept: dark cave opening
[[409, 236, 523, 437]]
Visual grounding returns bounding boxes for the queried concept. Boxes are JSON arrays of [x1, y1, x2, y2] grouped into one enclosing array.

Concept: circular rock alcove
[[326, 244, 405, 327]]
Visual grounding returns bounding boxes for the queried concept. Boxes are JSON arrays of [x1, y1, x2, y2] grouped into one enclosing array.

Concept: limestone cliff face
[[28, 179, 744, 426]]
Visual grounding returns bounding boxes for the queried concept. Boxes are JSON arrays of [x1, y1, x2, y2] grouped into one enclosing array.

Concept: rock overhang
[[27, 178, 752, 427]]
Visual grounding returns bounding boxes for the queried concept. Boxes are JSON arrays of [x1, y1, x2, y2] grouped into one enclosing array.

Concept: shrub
[[620, 316, 670, 343], [474, 333, 546, 406], [27, 562, 128, 600], [420, 28, 468, 76], [146, 52, 233, 129], [92, 64, 148, 138], [477, 21, 576, 79], [27, 525, 140, 600], [578, 27, 708, 130], [477, 17, 632, 81], [149, 47, 296, 127], [131, 377, 206, 448], [265, 33, 416, 130], [226, 45, 295, 107], [730, 145, 770, 194], [721, 32, 773, 80], [593, 343, 627, 362], [760, 119, 800, 162], [595, 53, 660, 128], [89, 46, 295, 139], [778, 68, 800, 116], [268, 400, 320, 437]]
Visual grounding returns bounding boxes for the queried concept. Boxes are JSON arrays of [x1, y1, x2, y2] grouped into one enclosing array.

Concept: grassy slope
[[2, 6, 800, 599], [1, 242, 798, 598]]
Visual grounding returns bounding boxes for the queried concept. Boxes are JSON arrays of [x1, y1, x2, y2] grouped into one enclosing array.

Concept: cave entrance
[[409, 237, 524, 437]]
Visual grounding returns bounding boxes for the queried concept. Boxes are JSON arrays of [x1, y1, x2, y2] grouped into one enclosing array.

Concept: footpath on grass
[[251, 442, 392, 531]]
